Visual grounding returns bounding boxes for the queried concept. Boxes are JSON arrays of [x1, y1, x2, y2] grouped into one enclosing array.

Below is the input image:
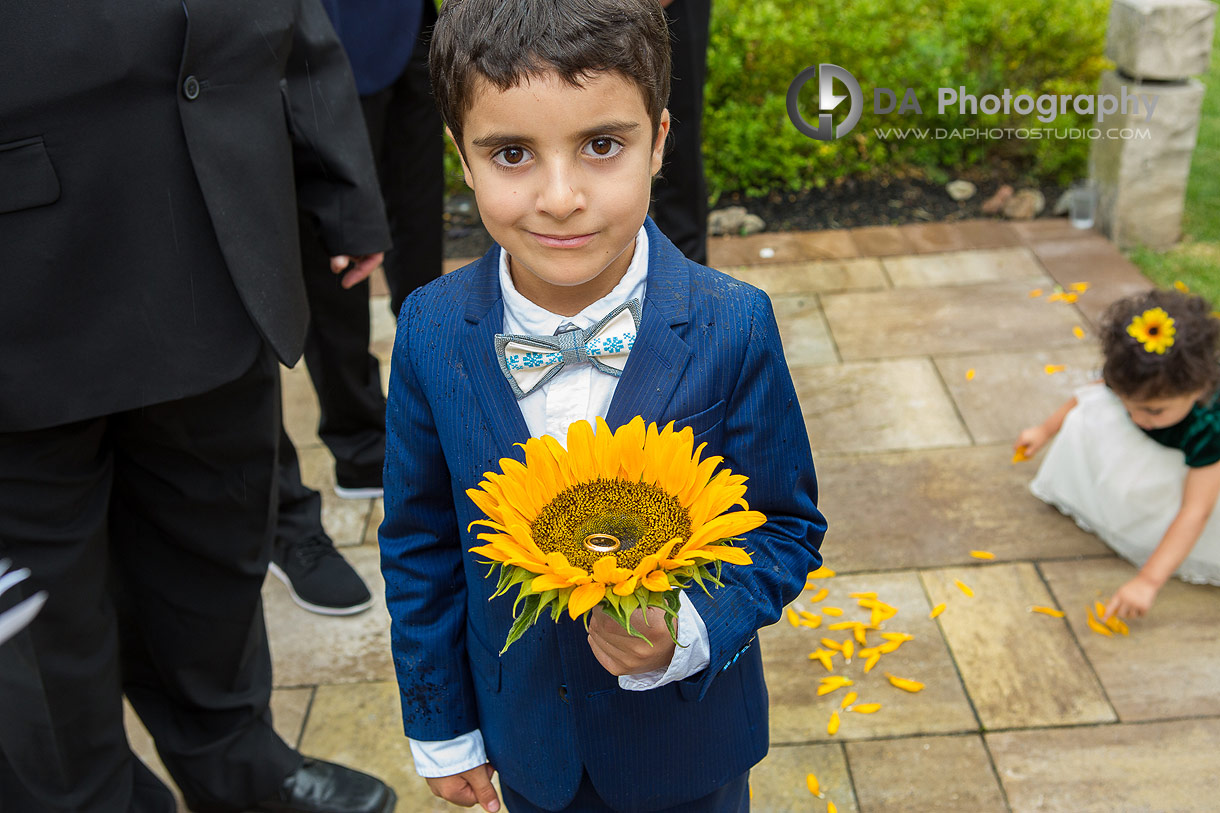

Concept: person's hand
[[587, 605, 677, 676], [1014, 424, 1052, 458], [329, 251, 384, 289], [424, 764, 500, 812], [1104, 574, 1161, 620]]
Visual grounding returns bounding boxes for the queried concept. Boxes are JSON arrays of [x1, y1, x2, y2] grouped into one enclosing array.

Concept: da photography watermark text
[[788, 64, 1157, 142]]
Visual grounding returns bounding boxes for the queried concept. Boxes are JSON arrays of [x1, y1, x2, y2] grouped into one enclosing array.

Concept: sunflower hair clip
[[1127, 307, 1176, 355]]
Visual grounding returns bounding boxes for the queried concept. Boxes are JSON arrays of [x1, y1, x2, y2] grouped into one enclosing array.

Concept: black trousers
[[278, 4, 443, 513], [652, 0, 711, 265], [0, 348, 300, 813]]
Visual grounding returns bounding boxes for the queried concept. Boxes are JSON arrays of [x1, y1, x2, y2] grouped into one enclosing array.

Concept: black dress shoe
[[252, 758, 396, 813]]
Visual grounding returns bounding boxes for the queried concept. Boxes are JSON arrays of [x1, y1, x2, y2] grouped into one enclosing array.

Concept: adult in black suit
[[0, 2, 395, 811], [653, 0, 711, 264]]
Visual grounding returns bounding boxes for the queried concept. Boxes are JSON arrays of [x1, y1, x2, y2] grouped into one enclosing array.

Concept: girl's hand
[[1015, 425, 1051, 458], [1104, 574, 1161, 620]]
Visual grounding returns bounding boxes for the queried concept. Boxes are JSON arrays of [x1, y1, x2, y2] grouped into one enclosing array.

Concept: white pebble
[[759, 247, 775, 259]]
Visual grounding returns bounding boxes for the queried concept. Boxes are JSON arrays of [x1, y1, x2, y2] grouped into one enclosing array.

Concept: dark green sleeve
[[1181, 409, 1220, 468]]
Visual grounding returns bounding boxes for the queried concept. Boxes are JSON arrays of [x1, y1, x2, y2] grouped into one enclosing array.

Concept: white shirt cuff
[[618, 590, 710, 691], [409, 729, 488, 778]]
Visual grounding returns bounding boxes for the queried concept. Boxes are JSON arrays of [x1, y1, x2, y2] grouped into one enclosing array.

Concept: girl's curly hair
[[1101, 288, 1220, 399]]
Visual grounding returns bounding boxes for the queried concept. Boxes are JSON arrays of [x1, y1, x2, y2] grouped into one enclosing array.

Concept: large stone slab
[[265, 545, 395, 686], [988, 718, 1220, 813], [299, 681, 486, 812], [933, 344, 1101, 444], [822, 281, 1082, 360], [1105, 0, 1217, 80], [844, 734, 1008, 813], [761, 571, 978, 743], [791, 358, 971, 454], [282, 363, 322, 451], [772, 295, 841, 368], [882, 247, 1047, 289], [721, 258, 888, 296], [749, 743, 857, 813], [1041, 557, 1220, 721], [370, 293, 397, 360], [849, 225, 913, 257], [297, 445, 377, 548], [899, 223, 973, 254], [920, 564, 1117, 729], [124, 688, 313, 809], [709, 230, 858, 267], [1024, 233, 1152, 328], [814, 446, 1109, 573]]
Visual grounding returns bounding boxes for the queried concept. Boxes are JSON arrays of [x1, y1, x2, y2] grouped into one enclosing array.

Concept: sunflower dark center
[[531, 479, 692, 571]]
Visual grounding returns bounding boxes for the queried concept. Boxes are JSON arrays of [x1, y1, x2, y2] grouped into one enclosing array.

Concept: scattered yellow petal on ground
[[1074, 325, 1086, 339], [821, 606, 844, 617], [826, 621, 857, 631], [966, 368, 976, 381], [1047, 291, 1065, 302], [853, 625, 870, 645], [787, 608, 800, 627], [808, 588, 829, 603], [970, 550, 995, 560], [828, 801, 838, 813], [1062, 293, 1079, 303], [930, 602, 946, 618], [1175, 280, 1190, 292], [1086, 608, 1113, 637], [864, 651, 881, 672], [1029, 288, 1043, 298], [842, 640, 854, 662], [1030, 605, 1065, 618], [851, 703, 882, 714], [886, 673, 925, 692], [817, 684, 845, 696], [850, 592, 877, 599], [1044, 364, 1066, 375], [1093, 600, 1108, 620], [806, 773, 821, 797], [821, 638, 844, 651], [1105, 615, 1130, 635], [819, 675, 854, 688], [1070, 281, 1090, 292], [827, 711, 840, 735], [808, 566, 835, 579], [954, 579, 974, 597], [840, 691, 858, 709], [808, 649, 836, 671], [881, 632, 913, 642], [801, 617, 823, 629]]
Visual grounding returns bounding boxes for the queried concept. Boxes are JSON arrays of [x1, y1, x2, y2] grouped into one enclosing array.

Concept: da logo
[[787, 64, 863, 141]]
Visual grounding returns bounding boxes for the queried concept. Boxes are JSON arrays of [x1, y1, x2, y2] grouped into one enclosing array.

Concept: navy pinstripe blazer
[[380, 218, 826, 811]]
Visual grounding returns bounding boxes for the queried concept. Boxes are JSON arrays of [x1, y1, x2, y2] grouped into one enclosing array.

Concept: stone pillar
[[1092, 0, 1216, 249]]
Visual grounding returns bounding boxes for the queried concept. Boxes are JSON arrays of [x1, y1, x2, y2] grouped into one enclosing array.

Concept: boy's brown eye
[[590, 138, 613, 155], [501, 147, 525, 164]]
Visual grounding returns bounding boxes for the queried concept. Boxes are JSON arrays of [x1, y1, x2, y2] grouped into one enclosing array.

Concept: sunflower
[[1127, 307, 1176, 354], [467, 416, 766, 652]]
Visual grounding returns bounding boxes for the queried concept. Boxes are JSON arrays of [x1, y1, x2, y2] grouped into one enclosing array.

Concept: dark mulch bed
[[442, 168, 1068, 259]]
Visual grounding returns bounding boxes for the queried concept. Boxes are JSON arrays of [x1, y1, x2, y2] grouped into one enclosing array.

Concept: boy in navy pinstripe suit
[[378, 1, 826, 810]]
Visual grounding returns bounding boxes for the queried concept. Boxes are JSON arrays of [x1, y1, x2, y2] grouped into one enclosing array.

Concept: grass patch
[[1128, 56, 1220, 302]]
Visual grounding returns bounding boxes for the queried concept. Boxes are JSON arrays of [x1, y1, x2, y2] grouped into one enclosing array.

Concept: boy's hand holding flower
[[587, 605, 677, 675]]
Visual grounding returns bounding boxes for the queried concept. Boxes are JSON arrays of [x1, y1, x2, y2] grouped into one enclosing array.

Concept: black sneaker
[[269, 535, 373, 616], [334, 470, 384, 501]]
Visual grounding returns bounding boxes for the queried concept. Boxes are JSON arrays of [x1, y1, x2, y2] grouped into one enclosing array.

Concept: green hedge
[[704, 0, 1112, 198], [442, 1, 1112, 200]]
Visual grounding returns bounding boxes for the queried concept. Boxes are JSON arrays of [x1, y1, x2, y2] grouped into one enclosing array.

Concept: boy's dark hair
[[1101, 288, 1220, 399], [430, 0, 671, 154]]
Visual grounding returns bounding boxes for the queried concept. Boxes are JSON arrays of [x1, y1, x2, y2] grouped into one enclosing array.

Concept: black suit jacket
[[0, 0, 390, 431]]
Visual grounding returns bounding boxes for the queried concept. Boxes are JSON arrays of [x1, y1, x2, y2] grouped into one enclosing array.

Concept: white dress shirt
[[409, 227, 712, 778]]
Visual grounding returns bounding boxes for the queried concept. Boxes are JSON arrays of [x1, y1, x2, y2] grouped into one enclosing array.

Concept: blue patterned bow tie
[[495, 299, 642, 399]]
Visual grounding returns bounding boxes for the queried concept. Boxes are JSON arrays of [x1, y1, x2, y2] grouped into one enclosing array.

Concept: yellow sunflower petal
[[613, 574, 640, 596], [568, 582, 606, 618], [540, 434, 574, 488], [642, 570, 671, 592], [683, 510, 767, 552], [593, 417, 621, 480], [687, 543, 753, 566], [566, 419, 597, 483], [532, 573, 577, 592], [614, 416, 647, 481]]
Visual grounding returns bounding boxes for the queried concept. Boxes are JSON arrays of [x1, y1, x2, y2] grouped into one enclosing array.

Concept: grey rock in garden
[[946, 180, 977, 201], [1052, 189, 1074, 216], [708, 205, 747, 236], [708, 206, 765, 236], [981, 185, 1014, 215], [1003, 189, 1046, 220]]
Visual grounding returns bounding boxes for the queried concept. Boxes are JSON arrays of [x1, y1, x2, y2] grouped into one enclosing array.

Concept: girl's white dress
[[1030, 382, 1220, 585]]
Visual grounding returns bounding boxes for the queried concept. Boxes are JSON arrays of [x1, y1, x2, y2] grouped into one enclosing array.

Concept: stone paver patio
[[129, 219, 1220, 812]]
